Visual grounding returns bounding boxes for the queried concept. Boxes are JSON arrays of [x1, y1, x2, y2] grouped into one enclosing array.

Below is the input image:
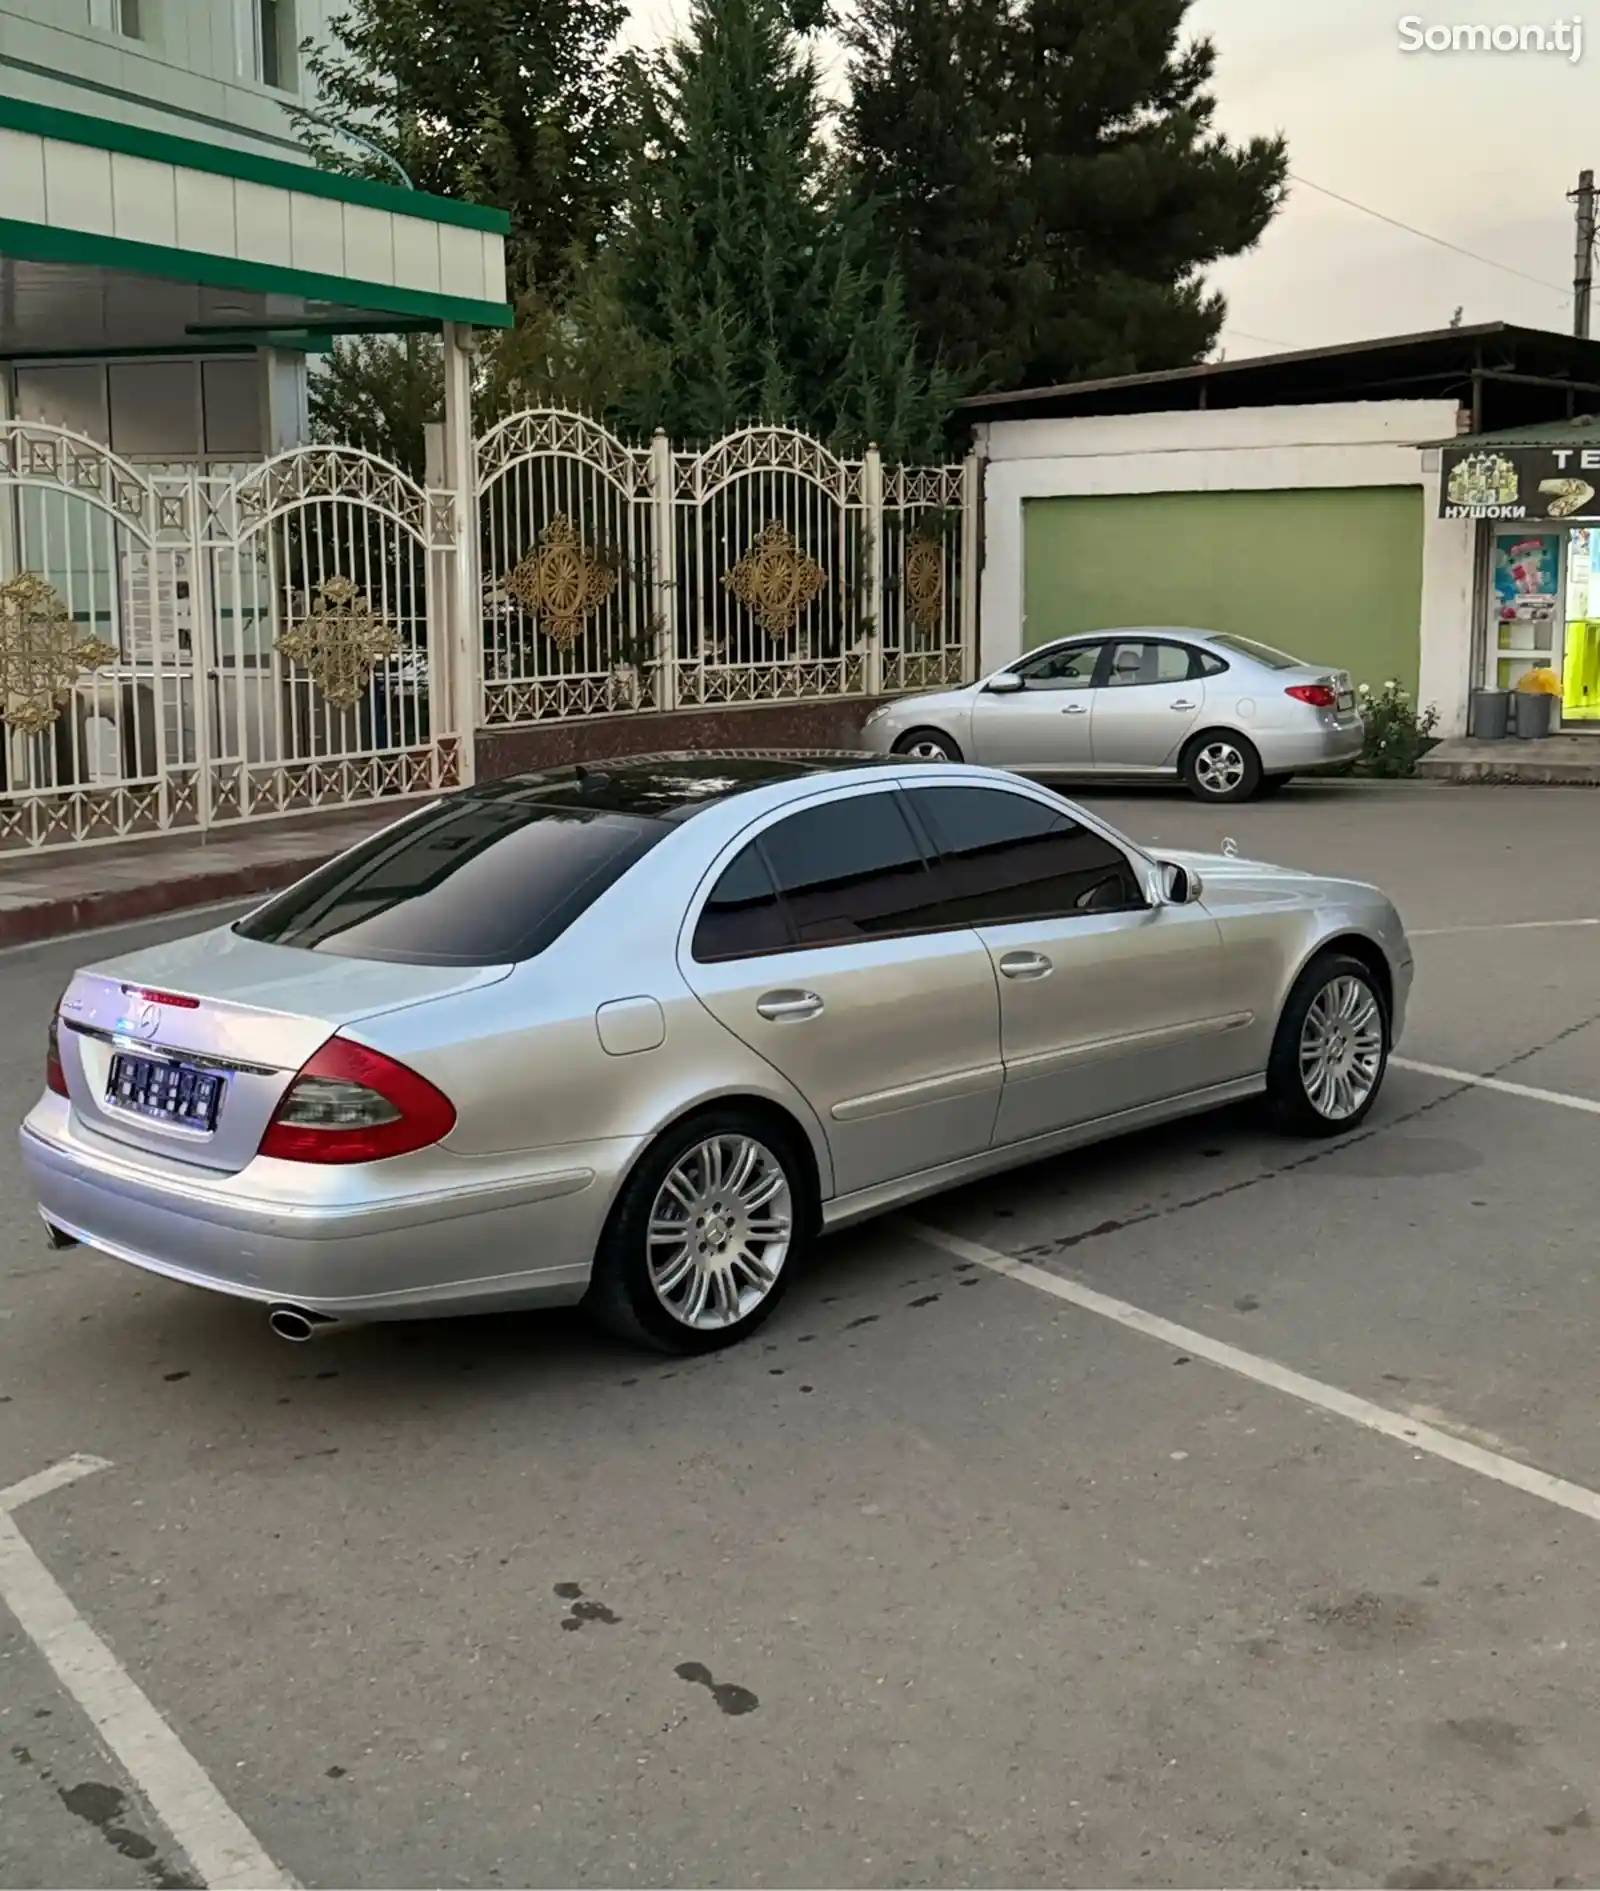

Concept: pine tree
[[842, 0, 1031, 388], [612, 0, 957, 460], [844, 0, 1288, 391]]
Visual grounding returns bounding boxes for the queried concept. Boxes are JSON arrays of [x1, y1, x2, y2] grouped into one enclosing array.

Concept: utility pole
[[1573, 168, 1596, 339]]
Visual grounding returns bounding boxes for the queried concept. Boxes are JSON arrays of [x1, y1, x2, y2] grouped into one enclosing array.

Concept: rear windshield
[[234, 795, 664, 966], [1208, 633, 1304, 671]]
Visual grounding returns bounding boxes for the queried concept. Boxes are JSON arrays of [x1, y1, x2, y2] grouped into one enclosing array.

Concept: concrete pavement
[[2, 780, 1599, 1890]]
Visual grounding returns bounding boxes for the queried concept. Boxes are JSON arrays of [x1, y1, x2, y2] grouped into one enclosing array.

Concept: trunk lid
[[1281, 663, 1361, 722], [57, 923, 510, 1173]]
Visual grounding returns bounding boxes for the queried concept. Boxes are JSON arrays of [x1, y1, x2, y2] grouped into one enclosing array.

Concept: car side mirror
[[985, 672, 1025, 695], [1161, 862, 1203, 905]]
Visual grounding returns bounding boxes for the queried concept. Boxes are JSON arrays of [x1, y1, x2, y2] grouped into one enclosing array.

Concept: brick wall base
[[476, 697, 888, 780]]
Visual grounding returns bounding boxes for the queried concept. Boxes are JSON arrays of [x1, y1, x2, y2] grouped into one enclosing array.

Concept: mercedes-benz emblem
[[134, 1002, 161, 1040]]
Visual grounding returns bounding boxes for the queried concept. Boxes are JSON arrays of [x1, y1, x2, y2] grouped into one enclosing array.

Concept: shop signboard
[[1440, 443, 1600, 522]]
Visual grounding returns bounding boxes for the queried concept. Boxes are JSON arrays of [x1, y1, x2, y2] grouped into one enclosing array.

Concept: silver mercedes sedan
[[861, 628, 1365, 801], [21, 754, 1411, 1355]]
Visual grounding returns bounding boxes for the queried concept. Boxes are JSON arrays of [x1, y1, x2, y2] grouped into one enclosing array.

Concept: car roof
[[1034, 626, 1224, 645], [458, 750, 898, 825]]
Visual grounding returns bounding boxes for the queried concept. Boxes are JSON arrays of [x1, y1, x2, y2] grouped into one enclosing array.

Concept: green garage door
[[1022, 487, 1425, 692]]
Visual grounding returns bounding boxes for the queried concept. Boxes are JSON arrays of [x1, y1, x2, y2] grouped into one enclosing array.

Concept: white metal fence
[[0, 424, 461, 853], [1, 413, 975, 853], [475, 413, 977, 728]]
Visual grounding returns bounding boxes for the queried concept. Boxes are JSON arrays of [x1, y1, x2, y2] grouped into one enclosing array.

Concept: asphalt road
[[3, 780, 1599, 1891]]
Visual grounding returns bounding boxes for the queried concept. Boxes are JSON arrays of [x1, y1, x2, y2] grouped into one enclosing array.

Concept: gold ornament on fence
[[0, 570, 117, 736], [502, 515, 619, 651], [275, 577, 401, 710], [723, 521, 827, 639], [904, 535, 945, 635]]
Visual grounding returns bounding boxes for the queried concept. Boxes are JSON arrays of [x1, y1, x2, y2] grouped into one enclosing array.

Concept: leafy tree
[[610, 0, 958, 459], [297, 0, 635, 466], [295, 0, 631, 299], [308, 334, 440, 477], [844, 0, 1289, 391]]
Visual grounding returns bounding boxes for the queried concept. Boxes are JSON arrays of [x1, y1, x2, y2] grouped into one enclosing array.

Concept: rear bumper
[[1258, 721, 1365, 774], [19, 1098, 638, 1320]]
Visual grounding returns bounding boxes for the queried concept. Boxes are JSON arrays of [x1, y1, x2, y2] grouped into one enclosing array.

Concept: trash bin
[[1511, 690, 1556, 739], [1468, 688, 1510, 740]]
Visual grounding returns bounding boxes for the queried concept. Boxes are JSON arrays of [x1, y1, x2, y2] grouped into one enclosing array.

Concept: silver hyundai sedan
[[861, 629, 1365, 801], [21, 754, 1411, 1354]]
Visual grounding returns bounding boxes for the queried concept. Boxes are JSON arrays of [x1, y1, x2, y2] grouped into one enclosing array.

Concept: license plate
[[1337, 690, 1355, 712], [107, 1052, 223, 1130]]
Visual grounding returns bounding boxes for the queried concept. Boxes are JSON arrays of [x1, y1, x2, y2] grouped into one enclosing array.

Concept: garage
[[1021, 486, 1426, 690]]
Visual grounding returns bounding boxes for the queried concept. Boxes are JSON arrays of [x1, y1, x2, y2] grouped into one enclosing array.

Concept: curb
[[0, 851, 342, 951], [1415, 763, 1600, 787]]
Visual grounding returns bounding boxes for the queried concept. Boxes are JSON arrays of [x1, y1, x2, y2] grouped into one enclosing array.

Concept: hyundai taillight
[[45, 998, 68, 1099], [257, 1037, 456, 1165], [1286, 683, 1339, 709]]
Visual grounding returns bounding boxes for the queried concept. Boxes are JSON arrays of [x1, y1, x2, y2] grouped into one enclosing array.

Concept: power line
[[1288, 172, 1572, 299], [1222, 325, 1293, 347]]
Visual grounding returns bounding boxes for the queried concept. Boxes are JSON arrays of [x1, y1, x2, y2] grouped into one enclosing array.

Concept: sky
[[625, 0, 1594, 359]]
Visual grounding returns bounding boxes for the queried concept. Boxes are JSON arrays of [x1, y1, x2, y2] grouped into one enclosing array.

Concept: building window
[[87, 0, 141, 37], [240, 0, 296, 90]]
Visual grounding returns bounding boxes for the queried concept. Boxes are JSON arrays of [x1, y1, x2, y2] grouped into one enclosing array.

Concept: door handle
[[756, 990, 824, 1021], [998, 951, 1053, 981], [1061, 702, 1089, 715], [1169, 699, 1196, 710]]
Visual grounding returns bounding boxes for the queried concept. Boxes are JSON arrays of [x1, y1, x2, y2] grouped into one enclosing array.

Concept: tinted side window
[[693, 844, 793, 962], [1016, 642, 1104, 690], [1104, 640, 1193, 687], [909, 786, 1146, 925], [761, 793, 943, 946], [235, 798, 662, 966]]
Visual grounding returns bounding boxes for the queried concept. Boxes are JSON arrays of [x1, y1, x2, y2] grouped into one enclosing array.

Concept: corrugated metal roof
[[957, 323, 1600, 425], [1438, 414, 1600, 448]]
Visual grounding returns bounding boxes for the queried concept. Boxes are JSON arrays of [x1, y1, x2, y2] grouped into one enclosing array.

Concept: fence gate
[[1, 424, 460, 854], [476, 410, 660, 726]]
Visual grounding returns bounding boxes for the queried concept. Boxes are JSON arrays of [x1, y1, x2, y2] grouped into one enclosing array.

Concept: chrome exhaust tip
[[267, 1305, 335, 1343]]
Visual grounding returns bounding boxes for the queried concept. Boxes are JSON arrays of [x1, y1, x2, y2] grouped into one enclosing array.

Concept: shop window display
[[1563, 527, 1600, 724]]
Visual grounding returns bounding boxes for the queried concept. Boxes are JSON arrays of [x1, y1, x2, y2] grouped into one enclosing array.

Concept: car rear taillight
[[1285, 683, 1339, 709], [257, 1037, 456, 1165], [46, 1001, 68, 1098]]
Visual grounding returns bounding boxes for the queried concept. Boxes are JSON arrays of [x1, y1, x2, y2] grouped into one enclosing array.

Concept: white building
[[1, 0, 340, 162], [0, 0, 504, 459]]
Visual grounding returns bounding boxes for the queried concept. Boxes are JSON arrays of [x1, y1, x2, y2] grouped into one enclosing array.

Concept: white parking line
[[0, 1457, 295, 1891], [904, 1222, 1600, 1529], [1411, 917, 1600, 938], [1393, 1057, 1600, 1118]]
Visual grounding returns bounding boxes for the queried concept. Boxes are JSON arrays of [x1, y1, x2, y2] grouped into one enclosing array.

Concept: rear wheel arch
[[1180, 726, 1263, 801], [892, 726, 965, 764], [585, 1095, 824, 1352], [613, 1093, 826, 1232]]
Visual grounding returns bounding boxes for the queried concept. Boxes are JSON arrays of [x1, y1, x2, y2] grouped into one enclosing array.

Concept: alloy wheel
[[646, 1135, 794, 1331], [1298, 975, 1384, 1122], [1194, 740, 1247, 797]]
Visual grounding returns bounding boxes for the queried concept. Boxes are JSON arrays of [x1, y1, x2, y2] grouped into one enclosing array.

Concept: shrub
[[1356, 679, 1439, 778]]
